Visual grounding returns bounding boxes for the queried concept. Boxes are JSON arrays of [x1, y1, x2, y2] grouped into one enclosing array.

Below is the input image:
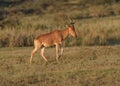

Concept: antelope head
[[67, 18, 77, 38]]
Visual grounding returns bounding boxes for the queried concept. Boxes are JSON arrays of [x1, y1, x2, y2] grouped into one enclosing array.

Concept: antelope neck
[[61, 28, 69, 40]]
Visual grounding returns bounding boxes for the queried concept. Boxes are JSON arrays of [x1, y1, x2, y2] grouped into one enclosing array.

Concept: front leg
[[55, 44, 59, 62], [59, 44, 64, 59]]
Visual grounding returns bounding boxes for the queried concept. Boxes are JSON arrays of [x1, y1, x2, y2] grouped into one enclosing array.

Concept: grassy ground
[[0, 45, 120, 86]]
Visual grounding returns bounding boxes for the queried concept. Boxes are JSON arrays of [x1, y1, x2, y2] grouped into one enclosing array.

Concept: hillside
[[0, 0, 120, 28]]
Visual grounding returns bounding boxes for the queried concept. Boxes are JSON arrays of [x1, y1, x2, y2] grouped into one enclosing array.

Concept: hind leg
[[41, 47, 48, 62], [30, 47, 38, 64], [30, 40, 41, 64]]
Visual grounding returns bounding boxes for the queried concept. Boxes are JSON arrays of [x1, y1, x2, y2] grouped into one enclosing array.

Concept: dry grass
[[0, 16, 120, 47], [0, 45, 120, 86], [75, 16, 120, 45]]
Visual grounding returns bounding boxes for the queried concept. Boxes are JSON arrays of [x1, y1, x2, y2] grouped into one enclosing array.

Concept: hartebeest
[[30, 21, 77, 64]]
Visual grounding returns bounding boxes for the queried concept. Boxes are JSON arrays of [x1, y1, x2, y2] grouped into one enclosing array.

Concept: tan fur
[[30, 24, 77, 64]]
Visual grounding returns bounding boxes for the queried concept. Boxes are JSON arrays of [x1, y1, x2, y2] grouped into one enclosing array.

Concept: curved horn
[[68, 16, 75, 24], [64, 15, 75, 25]]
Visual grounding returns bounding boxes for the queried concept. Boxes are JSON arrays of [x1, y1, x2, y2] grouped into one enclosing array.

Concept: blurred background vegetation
[[0, 0, 120, 47]]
